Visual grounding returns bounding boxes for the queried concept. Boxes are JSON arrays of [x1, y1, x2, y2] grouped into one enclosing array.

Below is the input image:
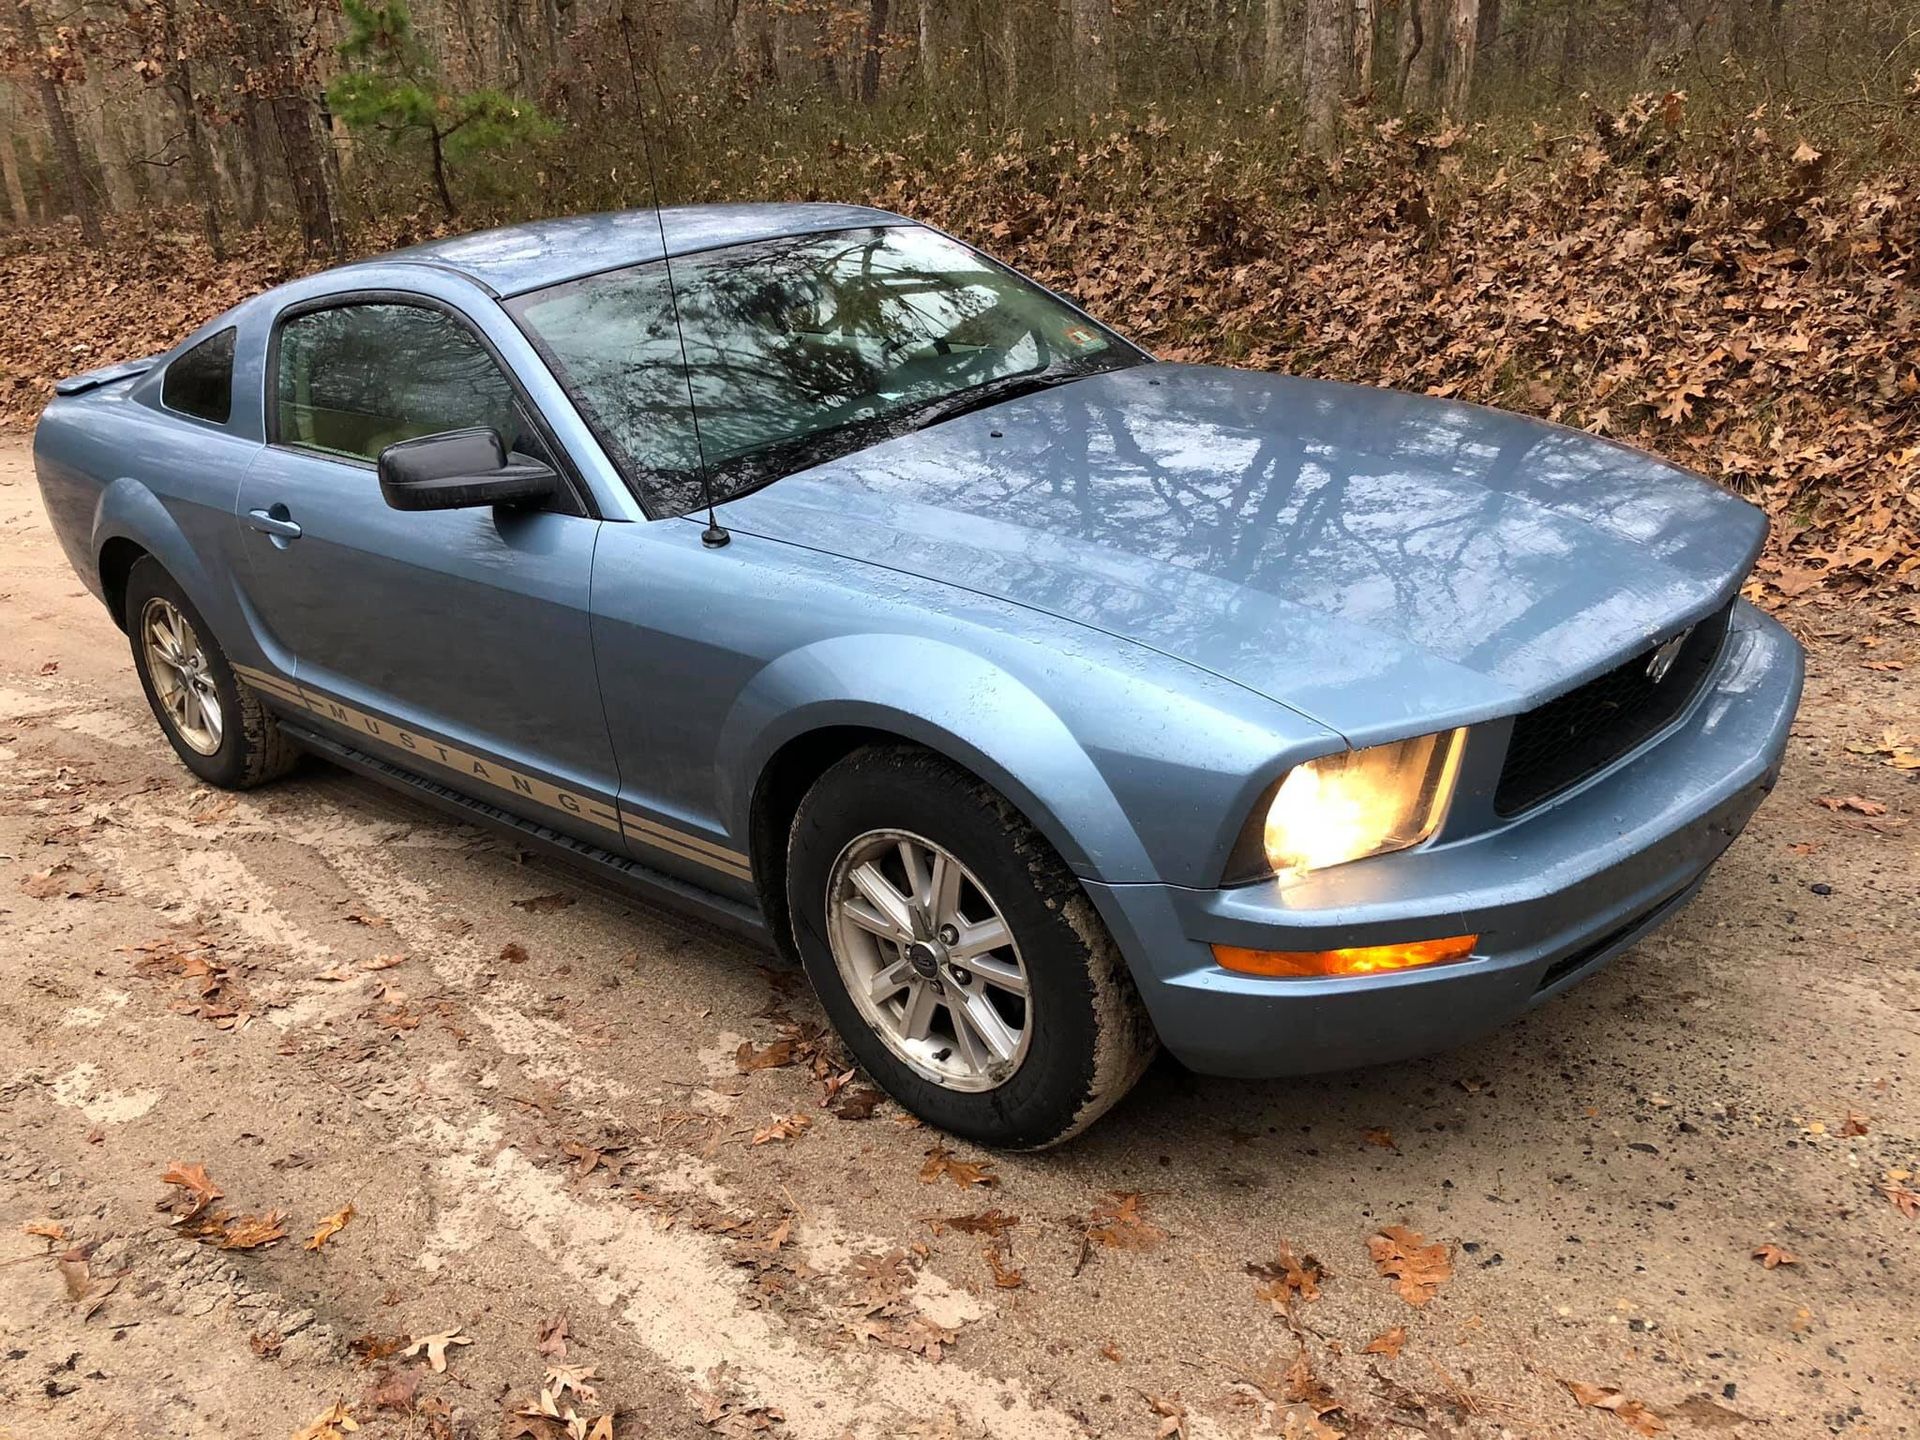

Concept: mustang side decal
[[230, 662, 751, 882]]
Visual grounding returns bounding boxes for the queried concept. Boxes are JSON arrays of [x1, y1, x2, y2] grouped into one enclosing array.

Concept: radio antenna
[[638, 117, 727, 548]]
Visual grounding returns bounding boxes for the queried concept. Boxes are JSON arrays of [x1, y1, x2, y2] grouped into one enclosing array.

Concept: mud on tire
[[785, 743, 1156, 1149]]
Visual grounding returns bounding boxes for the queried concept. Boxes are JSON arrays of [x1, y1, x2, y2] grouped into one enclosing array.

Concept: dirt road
[[2, 435, 1915, 1440]]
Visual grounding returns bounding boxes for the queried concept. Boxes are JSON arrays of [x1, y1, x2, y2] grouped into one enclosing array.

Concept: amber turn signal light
[[1210, 934, 1478, 978]]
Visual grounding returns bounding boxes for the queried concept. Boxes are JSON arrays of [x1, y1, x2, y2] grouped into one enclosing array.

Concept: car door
[[233, 293, 624, 847]]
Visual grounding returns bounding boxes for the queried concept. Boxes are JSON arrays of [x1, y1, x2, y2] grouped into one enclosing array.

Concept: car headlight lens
[[1262, 729, 1465, 877]]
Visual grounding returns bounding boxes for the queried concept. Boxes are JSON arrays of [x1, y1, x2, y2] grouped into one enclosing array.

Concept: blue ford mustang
[[33, 204, 1803, 1147]]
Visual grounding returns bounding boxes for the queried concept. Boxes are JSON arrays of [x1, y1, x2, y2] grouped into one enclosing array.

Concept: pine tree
[[328, 0, 551, 218]]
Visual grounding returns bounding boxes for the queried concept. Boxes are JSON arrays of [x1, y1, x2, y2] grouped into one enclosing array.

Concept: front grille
[[1495, 601, 1733, 816]]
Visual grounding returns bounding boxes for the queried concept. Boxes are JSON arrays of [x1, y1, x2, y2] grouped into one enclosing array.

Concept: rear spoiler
[[54, 355, 159, 397]]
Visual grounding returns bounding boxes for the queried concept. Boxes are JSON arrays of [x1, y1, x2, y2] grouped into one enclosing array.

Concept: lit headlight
[[1262, 729, 1465, 877]]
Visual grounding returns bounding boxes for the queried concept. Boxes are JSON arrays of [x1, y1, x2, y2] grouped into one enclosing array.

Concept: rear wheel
[[125, 558, 299, 790], [787, 745, 1155, 1149]]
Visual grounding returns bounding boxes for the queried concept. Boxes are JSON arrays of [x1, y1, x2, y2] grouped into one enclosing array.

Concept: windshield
[[507, 225, 1145, 516]]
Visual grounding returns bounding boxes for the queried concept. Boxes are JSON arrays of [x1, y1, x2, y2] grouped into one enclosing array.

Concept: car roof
[[357, 203, 911, 298]]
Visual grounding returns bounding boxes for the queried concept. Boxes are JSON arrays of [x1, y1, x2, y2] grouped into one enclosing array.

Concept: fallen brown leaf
[[1085, 1191, 1164, 1251], [1367, 1225, 1452, 1306], [1565, 1380, 1667, 1435], [1752, 1242, 1799, 1268], [289, 1400, 359, 1440], [919, 1145, 998, 1189], [1813, 794, 1888, 816], [512, 892, 575, 913], [306, 1202, 356, 1251], [1247, 1241, 1324, 1308], [751, 1112, 812, 1144], [218, 1209, 288, 1251], [1363, 1325, 1407, 1359], [402, 1328, 472, 1372]]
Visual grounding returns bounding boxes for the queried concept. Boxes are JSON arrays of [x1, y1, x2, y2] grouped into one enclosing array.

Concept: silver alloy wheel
[[141, 597, 223, 756], [825, 828, 1032, 1092]]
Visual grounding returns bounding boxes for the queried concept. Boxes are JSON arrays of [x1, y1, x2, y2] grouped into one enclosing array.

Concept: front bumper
[[1085, 601, 1804, 1079]]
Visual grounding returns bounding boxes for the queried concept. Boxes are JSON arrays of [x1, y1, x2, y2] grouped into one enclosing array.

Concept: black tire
[[786, 744, 1156, 1149], [125, 557, 300, 790]]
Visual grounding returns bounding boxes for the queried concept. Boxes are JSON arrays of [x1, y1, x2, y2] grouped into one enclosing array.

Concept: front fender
[[716, 634, 1156, 882]]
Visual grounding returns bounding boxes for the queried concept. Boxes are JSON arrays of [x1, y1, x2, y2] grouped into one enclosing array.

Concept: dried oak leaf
[[1363, 1325, 1407, 1359], [22, 1219, 68, 1242], [983, 1242, 1024, 1289], [512, 892, 575, 914], [1565, 1380, 1667, 1435], [919, 1145, 998, 1189], [161, 1160, 223, 1209], [1141, 1389, 1188, 1440], [219, 1209, 289, 1251], [363, 1367, 419, 1414], [736, 1037, 799, 1072], [1813, 794, 1888, 816], [306, 1202, 356, 1251], [1752, 1243, 1799, 1268], [1085, 1192, 1164, 1251], [934, 1209, 1019, 1239], [289, 1400, 360, 1440], [1248, 1241, 1325, 1307], [831, 1085, 885, 1120], [751, 1112, 812, 1145], [347, 1332, 409, 1362], [402, 1329, 473, 1372], [1367, 1225, 1452, 1306], [1881, 1175, 1920, 1219], [535, 1311, 569, 1359]]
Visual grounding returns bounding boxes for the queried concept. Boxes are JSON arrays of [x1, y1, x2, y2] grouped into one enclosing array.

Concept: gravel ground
[[1, 437, 1915, 1440]]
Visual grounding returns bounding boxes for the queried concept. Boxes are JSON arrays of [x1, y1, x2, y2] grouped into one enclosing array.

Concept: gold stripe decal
[[232, 663, 749, 881]]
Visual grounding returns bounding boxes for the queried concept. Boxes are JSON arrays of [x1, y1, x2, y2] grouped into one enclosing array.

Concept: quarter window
[[162, 328, 236, 425], [274, 302, 540, 465]]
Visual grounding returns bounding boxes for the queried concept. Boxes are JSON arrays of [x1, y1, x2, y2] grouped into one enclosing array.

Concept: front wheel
[[786, 745, 1156, 1149]]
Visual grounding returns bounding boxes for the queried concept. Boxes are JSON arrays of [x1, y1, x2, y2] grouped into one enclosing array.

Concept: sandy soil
[[1, 435, 1915, 1440]]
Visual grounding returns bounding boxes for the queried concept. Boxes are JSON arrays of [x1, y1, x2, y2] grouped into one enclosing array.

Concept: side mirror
[[377, 428, 558, 513]]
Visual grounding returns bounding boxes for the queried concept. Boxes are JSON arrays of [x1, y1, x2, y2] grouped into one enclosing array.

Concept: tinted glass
[[510, 225, 1140, 516], [162, 328, 235, 425], [275, 303, 531, 463]]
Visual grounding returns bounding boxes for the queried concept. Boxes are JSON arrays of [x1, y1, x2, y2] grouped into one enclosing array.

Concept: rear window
[[162, 328, 236, 425]]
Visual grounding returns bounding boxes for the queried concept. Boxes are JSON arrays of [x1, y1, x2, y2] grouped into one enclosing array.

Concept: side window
[[162, 328, 236, 425], [274, 302, 543, 465]]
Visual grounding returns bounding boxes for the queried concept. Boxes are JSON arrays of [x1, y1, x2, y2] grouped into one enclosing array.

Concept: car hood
[[716, 364, 1766, 743]]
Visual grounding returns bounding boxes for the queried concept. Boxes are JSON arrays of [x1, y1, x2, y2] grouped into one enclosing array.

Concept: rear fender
[[91, 477, 223, 624]]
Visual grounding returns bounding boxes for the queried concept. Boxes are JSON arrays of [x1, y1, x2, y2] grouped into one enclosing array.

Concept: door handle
[[246, 507, 303, 541]]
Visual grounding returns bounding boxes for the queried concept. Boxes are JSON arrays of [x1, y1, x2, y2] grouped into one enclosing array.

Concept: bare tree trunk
[[1071, 0, 1115, 111], [1262, 0, 1290, 92], [1349, 0, 1375, 92], [1553, 4, 1581, 93], [13, 0, 103, 243], [0, 127, 27, 225], [918, 0, 937, 84], [155, 0, 226, 260], [1401, 0, 1443, 105], [240, 0, 342, 256], [1441, 0, 1478, 113], [1302, 0, 1344, 150], [858, 0, 890, 102]]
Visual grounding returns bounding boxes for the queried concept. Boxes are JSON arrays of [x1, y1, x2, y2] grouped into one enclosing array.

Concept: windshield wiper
[[896, 363, 1091, 434]]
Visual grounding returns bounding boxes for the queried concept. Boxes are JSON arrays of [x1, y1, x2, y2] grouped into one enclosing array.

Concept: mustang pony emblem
[[1647, 627, 1694, 683]]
